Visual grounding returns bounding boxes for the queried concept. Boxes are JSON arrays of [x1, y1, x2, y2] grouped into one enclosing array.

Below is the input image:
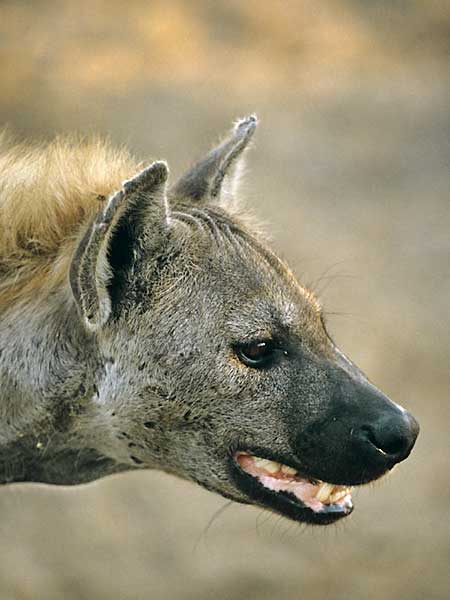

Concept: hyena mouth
[[232, 451, 353, 524]]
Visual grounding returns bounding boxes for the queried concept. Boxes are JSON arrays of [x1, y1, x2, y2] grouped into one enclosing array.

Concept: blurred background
[[0, 1, 449, 599]]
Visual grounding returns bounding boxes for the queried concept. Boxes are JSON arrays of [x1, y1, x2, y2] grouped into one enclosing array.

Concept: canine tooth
[[281, 465, 297, 475], [330, 490, 347, 503], [315, 482, 334, 503], [330, 487, 352, 503]]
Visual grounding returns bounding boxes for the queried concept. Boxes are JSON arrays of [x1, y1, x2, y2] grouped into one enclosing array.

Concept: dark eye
[[235, 340, 278, 369]]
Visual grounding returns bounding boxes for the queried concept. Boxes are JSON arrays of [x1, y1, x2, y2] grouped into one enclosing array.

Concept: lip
[[228, 449, 355, 525]]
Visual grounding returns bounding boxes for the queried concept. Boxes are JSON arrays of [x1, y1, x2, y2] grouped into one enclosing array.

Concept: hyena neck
[[0, 293, 127, 484]]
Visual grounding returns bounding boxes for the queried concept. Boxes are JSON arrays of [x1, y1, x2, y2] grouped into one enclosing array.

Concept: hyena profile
[[0, 117, 418, 524]]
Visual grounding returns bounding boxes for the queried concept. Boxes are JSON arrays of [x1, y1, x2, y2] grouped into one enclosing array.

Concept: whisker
[[193, 500, 234, 552]]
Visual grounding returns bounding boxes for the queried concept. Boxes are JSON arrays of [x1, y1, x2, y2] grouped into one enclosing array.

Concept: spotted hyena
[[0, 117, 418, 524]]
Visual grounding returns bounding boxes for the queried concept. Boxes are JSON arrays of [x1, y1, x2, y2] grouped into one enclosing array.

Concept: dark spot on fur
[[138, 362, 146, 371], [130, 456, 143, 464], [155, 253, 169, 271], [144, 421, 156, 429], [53, 402, 73, 433], [141, 384, 176, 401], [31, 337, 42, 349], [128, 442, 136, 448]]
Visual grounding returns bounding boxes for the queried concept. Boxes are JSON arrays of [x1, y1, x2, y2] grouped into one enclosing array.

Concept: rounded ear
[[169, 114, 257, 205], [69, 161, 169, 331]]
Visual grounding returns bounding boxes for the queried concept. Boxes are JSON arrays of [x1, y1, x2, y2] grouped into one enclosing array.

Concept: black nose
[[358, 410, 419, 462]]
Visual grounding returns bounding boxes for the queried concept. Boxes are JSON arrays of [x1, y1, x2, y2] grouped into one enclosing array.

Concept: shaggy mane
[[0, 133, 139, 308]]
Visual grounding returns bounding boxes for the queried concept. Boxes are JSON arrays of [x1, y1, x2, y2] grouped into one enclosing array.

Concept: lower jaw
[[270, 492, 353, 525], [232, 475, 353, 525]]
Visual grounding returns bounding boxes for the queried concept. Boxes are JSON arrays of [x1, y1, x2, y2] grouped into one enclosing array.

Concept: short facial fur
[[0, 117, 419, 524]]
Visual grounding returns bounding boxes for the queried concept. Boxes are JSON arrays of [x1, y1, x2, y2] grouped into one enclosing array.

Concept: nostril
[[375, 430, 408, 456], [358, 417, 416, 460], [358, 425, 388, 454]]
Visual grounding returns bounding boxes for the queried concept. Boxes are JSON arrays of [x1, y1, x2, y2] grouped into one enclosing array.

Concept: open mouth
[[231, 451, 354, 525]]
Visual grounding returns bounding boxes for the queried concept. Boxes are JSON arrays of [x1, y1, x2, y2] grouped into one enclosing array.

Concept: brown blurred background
[[0, 1, 449, 599]]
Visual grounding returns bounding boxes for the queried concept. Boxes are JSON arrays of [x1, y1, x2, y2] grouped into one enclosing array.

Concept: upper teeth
[[315, 482, 335, 502], [281, 465, 297, 475], [253, 458, 351, 504], [315, 481, 350, 504], [254, 458, 298, 476], [254, 458, 280, 473], [330, 489, 350, 503]]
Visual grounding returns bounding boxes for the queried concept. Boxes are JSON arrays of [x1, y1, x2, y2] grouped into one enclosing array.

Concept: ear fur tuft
[[123, 160, 168, 194]]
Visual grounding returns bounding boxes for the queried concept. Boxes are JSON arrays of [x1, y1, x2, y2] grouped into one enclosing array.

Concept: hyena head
[[70, 116, 419, 524]]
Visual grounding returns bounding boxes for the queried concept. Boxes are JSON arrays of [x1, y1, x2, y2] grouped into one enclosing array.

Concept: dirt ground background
[[0, 1, 449, 599]]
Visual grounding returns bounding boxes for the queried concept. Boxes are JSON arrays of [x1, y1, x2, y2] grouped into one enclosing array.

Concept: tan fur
[[0, 133, 140, 309]]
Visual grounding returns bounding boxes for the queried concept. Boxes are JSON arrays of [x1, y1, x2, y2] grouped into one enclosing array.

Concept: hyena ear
[[69, 161, 169, 331], [169, 114, 257, 205]]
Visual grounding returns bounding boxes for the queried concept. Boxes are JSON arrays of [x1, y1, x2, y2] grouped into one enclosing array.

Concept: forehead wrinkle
[[176, 205, 322, 319]]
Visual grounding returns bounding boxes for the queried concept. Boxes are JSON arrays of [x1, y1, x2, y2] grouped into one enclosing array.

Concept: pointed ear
[[169, 114, 257, 204], [69, 161, 169, 331]]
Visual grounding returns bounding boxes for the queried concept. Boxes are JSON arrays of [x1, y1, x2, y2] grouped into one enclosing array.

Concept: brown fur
[[0, 133, 139, 308]]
